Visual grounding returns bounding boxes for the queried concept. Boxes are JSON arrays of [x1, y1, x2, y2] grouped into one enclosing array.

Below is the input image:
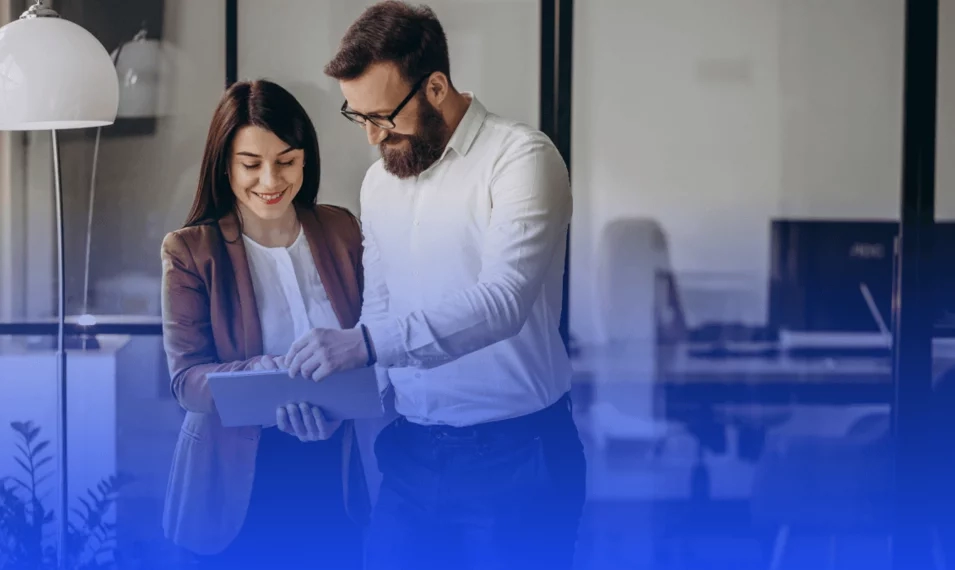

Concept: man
[[282, 2, 585, 568]]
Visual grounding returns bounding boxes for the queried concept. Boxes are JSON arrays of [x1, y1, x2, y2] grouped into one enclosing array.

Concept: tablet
[[206, 366, 385, 428]]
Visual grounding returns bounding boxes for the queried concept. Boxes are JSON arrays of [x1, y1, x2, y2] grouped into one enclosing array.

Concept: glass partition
[[570, 1, 908, 567]]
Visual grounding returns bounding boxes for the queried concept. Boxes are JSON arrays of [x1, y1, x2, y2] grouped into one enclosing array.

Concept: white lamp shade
[[113, 38, 162, 119], [0, 16, 119, 130]]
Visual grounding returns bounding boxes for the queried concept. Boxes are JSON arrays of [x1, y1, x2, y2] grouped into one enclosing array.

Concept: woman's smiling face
[[229, 125, 306, 221]]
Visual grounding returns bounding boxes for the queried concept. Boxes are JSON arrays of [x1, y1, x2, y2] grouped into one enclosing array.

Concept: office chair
[[750, 410, 948, 570], [588, 218, 674, 451]]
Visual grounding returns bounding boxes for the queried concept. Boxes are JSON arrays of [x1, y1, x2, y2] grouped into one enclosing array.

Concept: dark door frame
[[225, 0, 237, 87], [539, 0, 574, 350], [893, 0, 939, 568]]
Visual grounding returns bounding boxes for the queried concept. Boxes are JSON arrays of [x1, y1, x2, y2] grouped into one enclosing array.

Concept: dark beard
[[379, 98, 449, 179]]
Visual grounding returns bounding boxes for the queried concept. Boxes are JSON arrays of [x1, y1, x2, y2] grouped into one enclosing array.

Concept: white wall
[[572, 0, 782, 342], [89, 0, 226, 290], [777, 0, 905, 219], [570, 0, 953, 344]]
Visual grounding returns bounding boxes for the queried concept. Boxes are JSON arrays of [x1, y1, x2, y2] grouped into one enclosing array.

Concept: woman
[[160, 79, 368, 569]]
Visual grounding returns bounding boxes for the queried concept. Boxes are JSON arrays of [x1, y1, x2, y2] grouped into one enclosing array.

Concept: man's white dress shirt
[[360, 94, 573, 427]]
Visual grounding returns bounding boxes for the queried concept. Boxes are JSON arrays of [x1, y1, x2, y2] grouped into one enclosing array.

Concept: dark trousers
[[364, 394, 587, 570], [194, 426, 364, 570]]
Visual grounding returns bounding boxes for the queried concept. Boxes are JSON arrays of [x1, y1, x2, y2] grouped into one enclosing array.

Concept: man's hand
[[276, 402, 341, 441], [284, 327, 367, 382]]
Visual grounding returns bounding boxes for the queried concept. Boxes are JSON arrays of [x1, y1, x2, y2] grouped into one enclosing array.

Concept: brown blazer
[[159, 203, 369, 555]]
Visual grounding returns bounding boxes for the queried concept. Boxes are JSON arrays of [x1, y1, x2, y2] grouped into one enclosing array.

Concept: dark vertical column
[[539, 0, 575, 351], [892, 0, 938, 568], [225, 0, 237, 88]]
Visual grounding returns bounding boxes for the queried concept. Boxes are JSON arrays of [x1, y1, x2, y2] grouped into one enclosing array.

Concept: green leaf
[[11, 477, 30, 492], [77, 497, 93, 518], [31, 441, 50, 459], [26, 427, 41, 444], [4, 421, 123, 567], [15, 443, 31, 460], [13, 457, 30, 476], [87, 489, 100, 502]]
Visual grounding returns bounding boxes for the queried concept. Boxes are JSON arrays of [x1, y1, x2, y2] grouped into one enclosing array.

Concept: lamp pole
[[51, 127, 68, 570], [19, 5, 71, 567], [20, 5, 73, 568]]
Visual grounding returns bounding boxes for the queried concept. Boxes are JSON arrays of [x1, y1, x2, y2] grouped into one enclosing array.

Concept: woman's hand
[[251, 354, 286, 371], [251, 355, 287, 427], [276, 402, 341, 441]]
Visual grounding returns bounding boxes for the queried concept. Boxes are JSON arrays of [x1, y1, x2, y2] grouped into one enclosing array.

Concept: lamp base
[[72, 335, 100, 350]]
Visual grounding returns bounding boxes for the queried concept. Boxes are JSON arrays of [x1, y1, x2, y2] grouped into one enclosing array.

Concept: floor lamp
[[0, 1, 119, 568]]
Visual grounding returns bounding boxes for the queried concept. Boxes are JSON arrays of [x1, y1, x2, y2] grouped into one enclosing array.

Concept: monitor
[[768, 219, 896, 334], [768, 218, 955, 335]]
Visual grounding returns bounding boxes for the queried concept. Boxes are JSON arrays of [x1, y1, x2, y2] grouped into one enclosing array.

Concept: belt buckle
[[433, 425, 479, 445]]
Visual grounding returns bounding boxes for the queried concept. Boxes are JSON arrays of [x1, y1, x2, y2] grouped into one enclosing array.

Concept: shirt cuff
[[364, 317, 405, 369]]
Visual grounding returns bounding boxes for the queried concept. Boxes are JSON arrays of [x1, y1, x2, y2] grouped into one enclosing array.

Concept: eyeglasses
[[340, 74, 431, 130]]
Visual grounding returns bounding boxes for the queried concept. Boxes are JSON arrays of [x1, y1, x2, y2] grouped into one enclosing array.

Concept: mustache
[[381, 133, 412, 146]]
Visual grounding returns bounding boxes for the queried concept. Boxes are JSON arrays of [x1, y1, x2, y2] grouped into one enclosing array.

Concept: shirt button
[[413, 220, 420, 226], [415, 373, 422, 379]]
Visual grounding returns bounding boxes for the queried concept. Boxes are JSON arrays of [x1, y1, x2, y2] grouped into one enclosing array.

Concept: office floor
[[569, 402, 899, 570], [108, 397, 907, 570], [574, 499, 896, 570]]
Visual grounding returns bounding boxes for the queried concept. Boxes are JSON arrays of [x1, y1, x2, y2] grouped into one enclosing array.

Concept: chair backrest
[[595, 218, 674, 345]]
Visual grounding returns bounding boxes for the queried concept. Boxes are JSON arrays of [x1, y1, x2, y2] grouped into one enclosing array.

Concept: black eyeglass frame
[[340, 74, 432, 130]]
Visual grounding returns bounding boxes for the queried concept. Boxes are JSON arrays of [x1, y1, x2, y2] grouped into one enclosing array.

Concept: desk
[[658, 347, 893, 406], [571, 344, 893, 408], [572, 341, 955, 499], [572, 341, 955, 407]]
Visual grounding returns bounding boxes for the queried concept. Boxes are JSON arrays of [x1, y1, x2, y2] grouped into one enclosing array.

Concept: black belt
[[398, 392, 573, 444]]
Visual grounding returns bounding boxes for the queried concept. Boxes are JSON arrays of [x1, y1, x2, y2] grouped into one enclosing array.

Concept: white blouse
[[243, 226, 341, 357]]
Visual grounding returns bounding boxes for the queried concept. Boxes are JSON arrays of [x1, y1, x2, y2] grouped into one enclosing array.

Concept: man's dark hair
[[324, 1, 451, 86]]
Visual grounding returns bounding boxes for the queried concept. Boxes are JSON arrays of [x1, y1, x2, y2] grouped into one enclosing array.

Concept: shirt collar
[[444, 93, 487, 158]]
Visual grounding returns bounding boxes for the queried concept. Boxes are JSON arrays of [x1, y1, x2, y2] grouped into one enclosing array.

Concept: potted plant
[[0, 421, 131, 569]]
